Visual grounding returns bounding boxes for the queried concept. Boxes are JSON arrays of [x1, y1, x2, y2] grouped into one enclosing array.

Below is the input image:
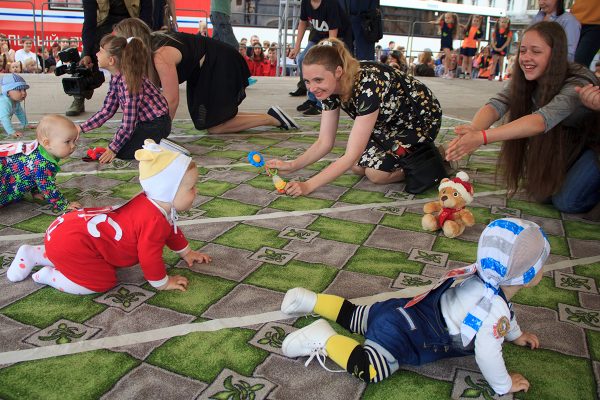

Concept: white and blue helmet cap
[[460, 218, 550, 346]]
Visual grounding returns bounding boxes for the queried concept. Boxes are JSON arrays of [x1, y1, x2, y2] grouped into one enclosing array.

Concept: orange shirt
[[571, 0, 600, 24], [462, 26, 482, 49]]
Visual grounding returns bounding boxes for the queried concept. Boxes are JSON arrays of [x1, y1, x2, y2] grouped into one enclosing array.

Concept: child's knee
[[551, 194, 587, 214], [207, 124, 224, 134], [364, 169, 391, 184], [351, 165, 365, 176]]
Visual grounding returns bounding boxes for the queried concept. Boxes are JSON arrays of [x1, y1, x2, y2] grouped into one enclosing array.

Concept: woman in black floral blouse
[[266, 38, 442, 196]]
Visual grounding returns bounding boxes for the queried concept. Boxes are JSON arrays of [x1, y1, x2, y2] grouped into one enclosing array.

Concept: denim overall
[[364, 278, 499, 366]]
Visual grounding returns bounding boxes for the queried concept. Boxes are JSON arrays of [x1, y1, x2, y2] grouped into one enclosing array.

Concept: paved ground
[[0, 75, 599, 400]]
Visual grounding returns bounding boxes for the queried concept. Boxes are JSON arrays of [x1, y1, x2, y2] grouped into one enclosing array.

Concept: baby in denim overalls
[[280, 218, 549, 396]]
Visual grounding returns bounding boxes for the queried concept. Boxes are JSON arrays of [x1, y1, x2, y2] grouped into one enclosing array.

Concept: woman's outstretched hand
[[284, 181, 312, 197], [445, 124, 485, 161], [576, 84, 600, 111], [182, 250, 212, 267]]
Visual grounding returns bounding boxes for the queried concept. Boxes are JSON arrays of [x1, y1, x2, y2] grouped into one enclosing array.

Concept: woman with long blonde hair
[[267, 37, 442, 196]]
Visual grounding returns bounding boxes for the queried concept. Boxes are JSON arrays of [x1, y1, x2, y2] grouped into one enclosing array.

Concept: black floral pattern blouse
[[321, 62, 442, 171]]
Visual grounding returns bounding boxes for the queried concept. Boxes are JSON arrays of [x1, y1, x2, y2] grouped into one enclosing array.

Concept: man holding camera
[[65, 0, 154, 116]]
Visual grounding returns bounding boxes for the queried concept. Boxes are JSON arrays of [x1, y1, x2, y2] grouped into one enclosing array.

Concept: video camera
[[54, 47, 104, 99]]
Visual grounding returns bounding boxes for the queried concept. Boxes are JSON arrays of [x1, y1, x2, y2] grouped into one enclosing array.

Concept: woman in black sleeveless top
[[113, 18, 297, 133]]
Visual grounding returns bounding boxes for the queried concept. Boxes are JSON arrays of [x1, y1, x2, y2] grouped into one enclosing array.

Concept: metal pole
[[276, 0, 285, 76], [408, 20, 418, 61], [276, 0, 300, 77]]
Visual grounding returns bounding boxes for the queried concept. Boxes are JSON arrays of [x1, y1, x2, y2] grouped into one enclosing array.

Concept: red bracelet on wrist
[[481, 129, 488, 145]]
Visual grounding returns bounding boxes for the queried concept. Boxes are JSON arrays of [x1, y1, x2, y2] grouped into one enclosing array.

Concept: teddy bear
[[422, 171, 475, 238]]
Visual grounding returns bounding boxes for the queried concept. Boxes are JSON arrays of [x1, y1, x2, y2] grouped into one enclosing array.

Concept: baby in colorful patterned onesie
[[0, 114, 81, 211]]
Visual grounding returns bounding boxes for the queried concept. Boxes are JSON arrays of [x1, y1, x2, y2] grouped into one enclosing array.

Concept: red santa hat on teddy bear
[[438, 171, 474, 204]]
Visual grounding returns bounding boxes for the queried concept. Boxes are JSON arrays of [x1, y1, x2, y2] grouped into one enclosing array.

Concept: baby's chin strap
[[170, 206, 179, 233], [459, 276, 500, 345]]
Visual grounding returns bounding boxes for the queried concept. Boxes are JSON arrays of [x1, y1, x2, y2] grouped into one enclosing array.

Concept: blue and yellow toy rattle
[[248, 151, 286, 194]]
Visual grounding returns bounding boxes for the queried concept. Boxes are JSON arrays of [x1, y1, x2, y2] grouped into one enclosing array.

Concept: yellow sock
[[325, 334, 359, 370], [314, 294, 345, 321]]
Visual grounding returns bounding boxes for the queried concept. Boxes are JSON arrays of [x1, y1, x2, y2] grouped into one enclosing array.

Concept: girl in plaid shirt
[[78, 35, 171, 163]]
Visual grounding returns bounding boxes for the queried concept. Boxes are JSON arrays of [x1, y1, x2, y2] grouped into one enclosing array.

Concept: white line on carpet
[[55, 158, 342, 177], [0, 190, 507, 242]]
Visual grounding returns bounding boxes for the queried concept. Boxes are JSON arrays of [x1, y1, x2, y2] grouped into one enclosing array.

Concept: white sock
[[32, 267, 96, 295], [7, 245, 53, 282]]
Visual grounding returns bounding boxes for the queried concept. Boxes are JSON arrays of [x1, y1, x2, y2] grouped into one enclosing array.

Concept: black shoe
[[275, 106, 299, 129], [296, 100, 313, 112], [302, 103, 322, 116], [268, 106, 299, 130], [289, 87, 307, 97]]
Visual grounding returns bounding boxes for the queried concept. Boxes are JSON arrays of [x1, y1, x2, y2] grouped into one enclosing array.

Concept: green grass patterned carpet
[[0, 116, 599, 400]]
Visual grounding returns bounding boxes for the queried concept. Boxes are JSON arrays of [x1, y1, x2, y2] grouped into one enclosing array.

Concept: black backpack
[[360, 7, 384, 42], [344, 0, 384, 43]]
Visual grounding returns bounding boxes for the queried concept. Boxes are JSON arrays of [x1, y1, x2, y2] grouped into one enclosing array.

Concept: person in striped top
[[78, 34, 171, 163]]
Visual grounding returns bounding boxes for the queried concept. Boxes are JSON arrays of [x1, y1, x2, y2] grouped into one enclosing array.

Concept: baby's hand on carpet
[[509, 372, 530, 393], [161, 275, 189, 291], [512, 332, 539, 349], [183, 250, 212, 266]]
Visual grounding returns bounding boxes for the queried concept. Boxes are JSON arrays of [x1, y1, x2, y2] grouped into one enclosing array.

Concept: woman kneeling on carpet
[[112, 18, 298, 133], [266, 38, 442, 197], [280, 218, 549, 395], [7, 140, 211, 294]]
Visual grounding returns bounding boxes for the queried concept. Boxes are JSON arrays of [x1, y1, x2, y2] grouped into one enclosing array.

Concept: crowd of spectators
[[0, 34, 82, 74], [0, 31, 554, 82], [3, 0, 598, 80], [235, 34, 297, 77], [1, 29, 594, 82], [369, 41, 521, 82], [0, 31, 299, 78]]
